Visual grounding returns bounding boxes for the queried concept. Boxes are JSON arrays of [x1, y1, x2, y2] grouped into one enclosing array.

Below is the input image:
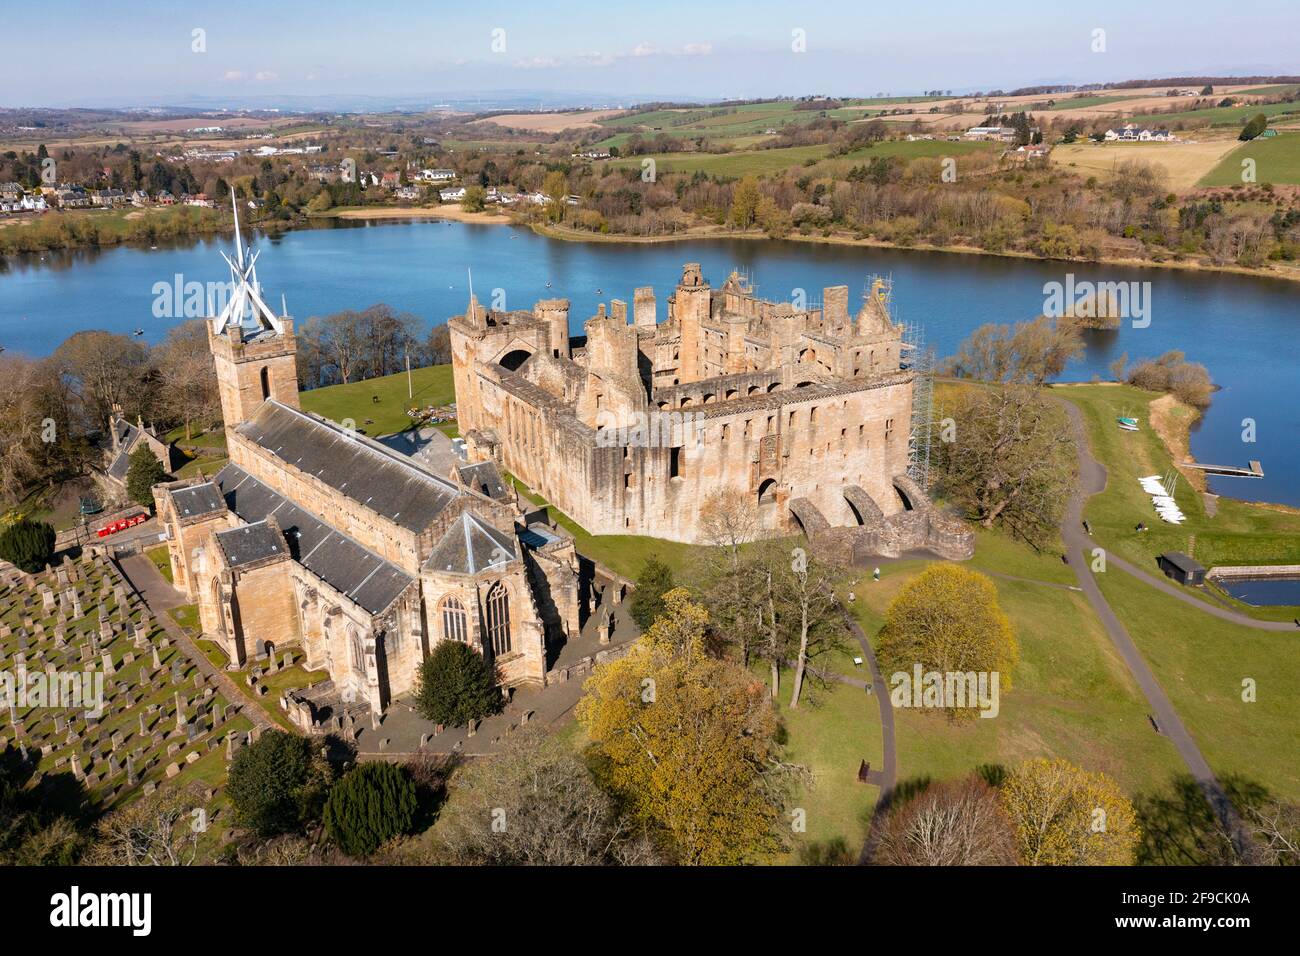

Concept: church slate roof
[[457, 461, 508, 500], [213, 462, 415, 616], [171, 481, 227, 519], [214, 520, 287, 568], [427, 511, 518, 575], [235, 400, 460, 533]]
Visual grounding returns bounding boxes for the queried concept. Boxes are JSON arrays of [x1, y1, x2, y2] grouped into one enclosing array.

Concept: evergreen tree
[[630, 556, 675, 629], [125, 446, 166, 508], [0, 518, 55, 573], [226, 730, 320, 836], [414, 641, 500, 726], [322, 762, 417, 856], [1239, 113, 1269, 141]]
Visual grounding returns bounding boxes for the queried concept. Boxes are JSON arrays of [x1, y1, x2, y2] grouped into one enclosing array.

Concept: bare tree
[[698, 488, 760, 665], [781, 547, 848, 709], [153, 320, 218, 440], [875, 777, 1019, 866], [85, 784, 205, 866]]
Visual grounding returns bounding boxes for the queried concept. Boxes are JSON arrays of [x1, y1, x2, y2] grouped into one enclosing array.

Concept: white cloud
[[681, 42, 713, 56], [221, 70, 245, 81], [631, 42, 658, 57], [254, 70, 279, 81]]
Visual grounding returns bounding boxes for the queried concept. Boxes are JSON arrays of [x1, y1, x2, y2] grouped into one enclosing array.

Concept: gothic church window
[[485, 583, 511, 656]]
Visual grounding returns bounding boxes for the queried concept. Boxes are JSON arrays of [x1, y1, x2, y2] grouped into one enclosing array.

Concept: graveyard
[[0, 548, 261, 843]]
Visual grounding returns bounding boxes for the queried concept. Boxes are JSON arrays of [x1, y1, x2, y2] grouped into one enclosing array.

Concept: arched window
[[349, 628, 366, 673], [260, 365, 271, 401], [440, 595, 468, 644], [485, 583, 511, 656]]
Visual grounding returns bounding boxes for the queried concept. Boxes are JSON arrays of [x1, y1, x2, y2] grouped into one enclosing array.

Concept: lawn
[[1199, 131, 1300, 186], [146, 544, 173, 584], [1057, 383, 1300, 620], [847, 541, 1185, 799], [299, 363, 456, 437], [1096, 567, 1300, 802], [766, 670, 882, 864]]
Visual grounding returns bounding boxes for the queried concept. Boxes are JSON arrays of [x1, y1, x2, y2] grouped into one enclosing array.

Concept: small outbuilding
[[1158, 551, 1206, 586]]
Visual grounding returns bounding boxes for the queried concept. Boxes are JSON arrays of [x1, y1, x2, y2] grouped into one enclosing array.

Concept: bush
[[323, 762, 417, 857], [227, 730, 323, 836], [415, 641, 500, 726], [0, 518, 55, 573]]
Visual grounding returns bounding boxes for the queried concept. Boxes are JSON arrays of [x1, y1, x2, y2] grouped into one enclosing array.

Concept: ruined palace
[[451, 263, 972, 558], [153, 217, 587, 714]]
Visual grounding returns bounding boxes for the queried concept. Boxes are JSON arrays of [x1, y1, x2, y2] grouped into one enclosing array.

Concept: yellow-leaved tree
[[576, 588, 784, 864], [1001, 757, 1141, 865], [877, 563, 1018, 721]]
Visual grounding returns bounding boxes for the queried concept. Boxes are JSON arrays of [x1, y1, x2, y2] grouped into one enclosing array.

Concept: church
[[153, 210, 583, 714]]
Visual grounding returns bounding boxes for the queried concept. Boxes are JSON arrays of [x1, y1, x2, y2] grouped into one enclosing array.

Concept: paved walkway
[[117, 552, 276, 733], [838, 605, 897, 865], [1055, 398, 1247, 849]]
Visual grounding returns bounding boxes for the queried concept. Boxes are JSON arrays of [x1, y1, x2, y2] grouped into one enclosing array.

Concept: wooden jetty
[[1183, 459, 1264, 478]]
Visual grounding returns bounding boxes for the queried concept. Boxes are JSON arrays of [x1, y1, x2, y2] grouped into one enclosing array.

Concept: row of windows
[[437, 586, 511, 656]]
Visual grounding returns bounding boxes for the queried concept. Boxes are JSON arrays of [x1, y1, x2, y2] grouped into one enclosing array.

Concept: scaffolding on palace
[[902, 320, 937, 490]]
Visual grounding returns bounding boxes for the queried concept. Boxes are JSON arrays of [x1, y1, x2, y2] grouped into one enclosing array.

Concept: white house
[[421, 168, 456, 182], [439, 186, 467, 202]]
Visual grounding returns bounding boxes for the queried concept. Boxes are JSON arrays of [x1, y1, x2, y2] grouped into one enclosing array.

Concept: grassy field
[[146, 544, 173, 584], [1097, 567, 1300, 802], [847, 535, 1185, 799], [1124, 100, 1300, 129], [1052, 139, 1243, 192], [1058, 384, 1300, 600], [605, 138, 994, 180], [1199, 131, 1300, 186], [766, 670, 881, 864], [298, 363, 456, 437]]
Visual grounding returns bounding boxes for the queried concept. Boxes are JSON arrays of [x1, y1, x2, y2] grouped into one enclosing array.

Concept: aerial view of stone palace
[[151, 228, 968, 717], [452, 262, 971, 556]]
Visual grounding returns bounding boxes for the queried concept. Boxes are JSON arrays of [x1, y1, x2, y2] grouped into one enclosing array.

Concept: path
[[117, 552, 277, 733], [1056, 398, 1246, 848], [838, 604, 897, 865]]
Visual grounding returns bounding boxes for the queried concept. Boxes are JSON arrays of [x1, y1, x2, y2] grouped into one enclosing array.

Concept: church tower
[[208, 191, 300, 434]]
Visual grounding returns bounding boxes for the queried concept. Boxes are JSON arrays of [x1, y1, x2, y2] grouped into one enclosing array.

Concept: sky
[[2, 0, 1297, 108]]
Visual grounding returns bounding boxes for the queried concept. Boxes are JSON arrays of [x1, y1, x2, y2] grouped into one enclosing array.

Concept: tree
[[125, 445, 166, 507], [629, 555, 675, 630], [153, 320, 218, 440], [428, 729, 657, 865], [1239, 113, 1269, 141], [414, 640, 501, 727], [1001, 758, 1140, 865], [697, 489, 760, 663], [937, 383, 1076, 549], [50, 330, 149, 429], [949, 317, 1082, 385], [876, 564, 1018, 721], [0, 518, 55, 573], [542, 170, 569, 222], [226, 730, 324, 836], [461, 184, 487, 213], [729, 176, 762, 228], [86, 784, 204, 865], [576, 589, 789, 864], [781, 547, 847, 709], [322, 762, 417, 857], [875, 777, 1019, 865]]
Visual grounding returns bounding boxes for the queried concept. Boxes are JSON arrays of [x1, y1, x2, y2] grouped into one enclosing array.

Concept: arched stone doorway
[[498, 348, 532, 372], [757, 478, 779, 529]]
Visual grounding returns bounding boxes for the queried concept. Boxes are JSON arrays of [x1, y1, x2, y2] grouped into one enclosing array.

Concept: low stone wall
[[1207, 564, 1300, 581]]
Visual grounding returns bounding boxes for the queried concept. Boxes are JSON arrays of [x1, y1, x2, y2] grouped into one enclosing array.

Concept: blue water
[[1, 218, 1297, 505], [1220, 578, 1300, 607]]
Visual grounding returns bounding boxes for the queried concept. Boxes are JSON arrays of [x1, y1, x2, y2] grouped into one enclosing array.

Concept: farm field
[[1051, 138, 1243, 192], [470, 109, 627, 132], [1199, 131, 1300, 186], [1123, 99, 1300, 129]]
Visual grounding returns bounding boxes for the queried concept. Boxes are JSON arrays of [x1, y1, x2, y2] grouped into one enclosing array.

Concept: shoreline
[[528, 220, 1300, 285], [6, 203, 1298, 286]]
